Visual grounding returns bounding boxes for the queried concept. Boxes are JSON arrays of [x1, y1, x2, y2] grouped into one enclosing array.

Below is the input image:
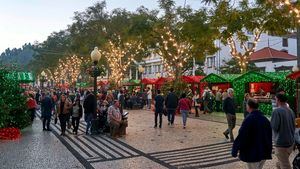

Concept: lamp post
[[40, 71, 47, 89], [90, 47, 102, 95]]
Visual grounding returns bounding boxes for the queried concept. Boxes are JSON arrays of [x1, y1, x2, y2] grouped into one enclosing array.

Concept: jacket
[[56, 98, 72, 115], [83, 93, 97, 114], [271, 106, 295, 147], [165, 92, 178, 109], [41, 96, 53, 118], [178, 98, 192, 111], [232, 110, 272, 162], [223, 97, 236, 115]]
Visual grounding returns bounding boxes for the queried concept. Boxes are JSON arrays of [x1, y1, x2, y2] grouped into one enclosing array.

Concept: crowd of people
[[24, 85, 300, 168], [25, 88, 129, 138]]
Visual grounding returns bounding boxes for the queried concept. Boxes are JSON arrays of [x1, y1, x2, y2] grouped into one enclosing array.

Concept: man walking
[[223, 88, 236, 142], [232, 99, 272, 169], [41, 92, 53, 131], [83, 91, 97, 135], [165, 88, 178, 126], [154, 90, 164, 128], [271, 93, 295, 169]]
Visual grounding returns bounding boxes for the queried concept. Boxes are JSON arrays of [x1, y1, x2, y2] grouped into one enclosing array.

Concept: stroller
[[91, 101, 110, 135]]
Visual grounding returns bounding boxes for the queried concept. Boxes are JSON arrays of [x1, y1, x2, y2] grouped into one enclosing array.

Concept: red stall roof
[[287, 71, 300, 80], [141, 78, 157, 84], [155, 77, 173, 85], [182, 76, 205, 83]]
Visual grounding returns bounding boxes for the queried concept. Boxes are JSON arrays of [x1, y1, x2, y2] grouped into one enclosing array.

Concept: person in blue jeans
[[165, 88, 178, 126], [83, 91, 97, 135], [178, 93, 192, 129]]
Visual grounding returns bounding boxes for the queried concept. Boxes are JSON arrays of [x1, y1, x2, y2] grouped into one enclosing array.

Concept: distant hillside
[[0, 43, 35, 69]]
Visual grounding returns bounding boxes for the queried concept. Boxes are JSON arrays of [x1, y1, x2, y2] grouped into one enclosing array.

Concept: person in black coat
[[41, 92, 53, 131], [83, 91, 97, 135], [154, 90, 164, 128], [232, 99, 272, 168], [165, 88, 178, 126]]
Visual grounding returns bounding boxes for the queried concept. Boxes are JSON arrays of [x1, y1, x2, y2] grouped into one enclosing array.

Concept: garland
[[0, 127, 21, 140]]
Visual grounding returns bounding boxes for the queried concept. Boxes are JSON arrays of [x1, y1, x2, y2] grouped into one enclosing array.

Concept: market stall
[[182, 76, 204, 94], [287, 71, 300, 115], [200, 73, 240, 94], [232, 71, 293, 115]]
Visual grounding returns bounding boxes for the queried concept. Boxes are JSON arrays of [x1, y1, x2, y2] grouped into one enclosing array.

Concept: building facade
[[204, 32, 297, 74]]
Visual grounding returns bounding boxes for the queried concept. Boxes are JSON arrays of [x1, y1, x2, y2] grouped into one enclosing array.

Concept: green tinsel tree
[[0, 68, 30, 129]]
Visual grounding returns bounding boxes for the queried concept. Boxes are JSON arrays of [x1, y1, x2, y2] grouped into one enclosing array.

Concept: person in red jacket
[[27, 93, 37, 122], [178, 93, 192, 129]]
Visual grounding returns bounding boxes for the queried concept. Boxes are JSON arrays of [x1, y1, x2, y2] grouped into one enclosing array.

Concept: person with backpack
[[178, 93, 192, 129], [271, 93, 295, 169], [232, 99, 272, 169]]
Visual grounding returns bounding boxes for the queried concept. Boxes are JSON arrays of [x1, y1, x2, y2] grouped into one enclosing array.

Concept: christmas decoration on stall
[[102, 36, 144, 86], [53, 55, 83, 85], [157, 26, 193, 78], [232, 71, 295, 115]]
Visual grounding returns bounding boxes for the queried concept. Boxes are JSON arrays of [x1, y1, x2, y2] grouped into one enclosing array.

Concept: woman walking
[[56, 94, 72, 136], [178, 93, 192, 129], [72, 99, 82, 135]]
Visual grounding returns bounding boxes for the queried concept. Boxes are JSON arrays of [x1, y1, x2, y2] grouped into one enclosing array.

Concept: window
[[282, 38, 288, 47], [158, 65, 161, 72], [248, 42, 254, 49], [207, 56, 216, 68], [148, 66, 152, 74]]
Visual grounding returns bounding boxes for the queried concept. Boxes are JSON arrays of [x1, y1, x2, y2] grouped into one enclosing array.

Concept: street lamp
[[90, 47, 101, 95], [40, 71, 47, 89]]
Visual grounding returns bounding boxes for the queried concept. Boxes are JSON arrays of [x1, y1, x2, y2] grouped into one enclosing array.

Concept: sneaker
[[43, 128, 46, 131], [223, 132, 229, 139], [183, 126, 186, 129], [168, 122, 170, 125], [154, 125, 157, 128], [159, 125, 162, 128]]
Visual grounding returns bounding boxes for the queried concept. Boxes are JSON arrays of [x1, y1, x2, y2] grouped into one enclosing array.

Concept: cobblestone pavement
[[0, 109, 298, 169]]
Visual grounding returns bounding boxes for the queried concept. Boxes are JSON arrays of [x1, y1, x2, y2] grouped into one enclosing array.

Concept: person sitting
[[107, 100, 127, 138]]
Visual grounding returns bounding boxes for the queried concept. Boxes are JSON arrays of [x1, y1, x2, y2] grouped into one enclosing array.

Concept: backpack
[[293, 152, 300, 169], [204, 92, 211, 101]]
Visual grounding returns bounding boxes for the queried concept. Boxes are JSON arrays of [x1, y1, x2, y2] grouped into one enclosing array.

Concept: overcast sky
[[0, 0, 204, 52]]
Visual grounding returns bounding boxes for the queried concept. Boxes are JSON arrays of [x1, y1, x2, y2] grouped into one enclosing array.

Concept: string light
[[157, 26, 193, 78], [226, 29, 262, 73], [102, 36, 144, 86], [53, 55, 83, 85]]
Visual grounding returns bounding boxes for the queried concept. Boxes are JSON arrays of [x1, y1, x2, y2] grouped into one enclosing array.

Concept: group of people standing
[[26, 88, 128, 138]]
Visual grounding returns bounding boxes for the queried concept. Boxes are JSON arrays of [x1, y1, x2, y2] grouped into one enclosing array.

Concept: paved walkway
[[0, 109, 298, 169]]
